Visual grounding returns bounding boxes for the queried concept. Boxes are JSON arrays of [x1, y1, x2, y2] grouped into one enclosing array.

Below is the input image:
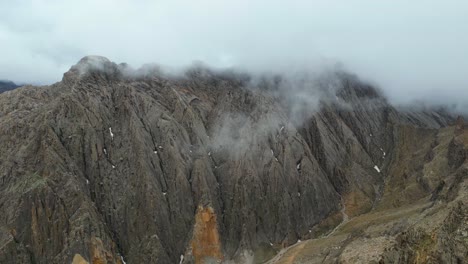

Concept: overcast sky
[[1, 0, 467, 106]]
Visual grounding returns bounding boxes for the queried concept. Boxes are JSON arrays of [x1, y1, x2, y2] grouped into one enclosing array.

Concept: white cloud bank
[[0, 0, 467, 107]]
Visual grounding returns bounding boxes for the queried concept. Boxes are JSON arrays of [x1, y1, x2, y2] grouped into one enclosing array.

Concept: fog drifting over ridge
[[1, 0, 467, 109]]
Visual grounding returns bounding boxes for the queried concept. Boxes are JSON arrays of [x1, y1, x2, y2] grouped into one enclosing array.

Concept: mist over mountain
[[1, 1, 467, 264], [1, 1, 468, 110], [0, 56, 466, 263]]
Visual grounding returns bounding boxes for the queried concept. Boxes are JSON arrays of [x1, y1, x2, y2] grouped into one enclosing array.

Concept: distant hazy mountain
[[0, 80, 19, 93]]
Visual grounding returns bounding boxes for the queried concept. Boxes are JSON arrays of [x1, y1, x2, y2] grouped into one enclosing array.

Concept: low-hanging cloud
[[1, 0, 468, 109]]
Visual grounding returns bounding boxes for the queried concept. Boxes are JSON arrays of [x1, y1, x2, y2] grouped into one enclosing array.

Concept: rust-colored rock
[[90, 237, 114, 264], [72, 254, 89, 264], [191, 205, 223, 264], [0, 56, 460, 263]]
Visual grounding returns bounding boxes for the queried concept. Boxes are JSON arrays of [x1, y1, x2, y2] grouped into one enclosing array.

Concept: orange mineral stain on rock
[[191, 205, 223, 264], [90, 237, 114, 264], [72, 254, 89, 264]]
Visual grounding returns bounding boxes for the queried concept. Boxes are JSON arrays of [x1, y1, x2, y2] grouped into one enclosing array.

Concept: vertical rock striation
[[0, 57, 456, 263]]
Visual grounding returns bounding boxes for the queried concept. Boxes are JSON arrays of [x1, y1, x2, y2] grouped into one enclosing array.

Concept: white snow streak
[[380, 147, 386, 157], [109, 127, 114, 140], [374, 165, 381, 173]]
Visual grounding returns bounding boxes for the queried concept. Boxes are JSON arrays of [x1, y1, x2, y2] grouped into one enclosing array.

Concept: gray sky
[[1, 0, 467, 106]]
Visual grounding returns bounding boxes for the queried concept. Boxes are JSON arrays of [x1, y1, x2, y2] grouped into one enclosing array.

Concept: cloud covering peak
[[0, 0, 467, 108]]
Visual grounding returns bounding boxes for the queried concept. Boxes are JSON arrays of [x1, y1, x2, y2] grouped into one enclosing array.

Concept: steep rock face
[[0, 57, 455, 263], [446, 115, 468, 171], [189, 206, 223, 264], [266, 121, 467, 264]]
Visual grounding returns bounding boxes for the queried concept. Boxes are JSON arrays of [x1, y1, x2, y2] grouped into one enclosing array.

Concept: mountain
[[0, 80, 19, 93], [0, 56, 466, 264]]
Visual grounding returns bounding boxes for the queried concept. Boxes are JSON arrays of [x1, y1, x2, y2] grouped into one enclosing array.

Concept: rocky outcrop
[[448, 117, 467, 169], [189, 206, 223, 264], [268, 120, 468, 264], [380, 200, 467, 263], [0, 56, 459, 263], [448, 138, 466, 169]]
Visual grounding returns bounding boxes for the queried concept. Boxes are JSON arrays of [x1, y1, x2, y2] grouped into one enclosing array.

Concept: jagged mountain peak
[[0, 56, 465, 264], [63, 56, 129, 83], [71, 55, 117, 74]]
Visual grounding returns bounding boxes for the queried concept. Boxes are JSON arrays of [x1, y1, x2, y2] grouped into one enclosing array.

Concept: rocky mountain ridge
[[0, 56, 465, 264]]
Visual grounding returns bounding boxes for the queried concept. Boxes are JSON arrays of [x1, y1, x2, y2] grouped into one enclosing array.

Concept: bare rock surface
[[0, 56, 463, 264], [267, 123, 468, 264]]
